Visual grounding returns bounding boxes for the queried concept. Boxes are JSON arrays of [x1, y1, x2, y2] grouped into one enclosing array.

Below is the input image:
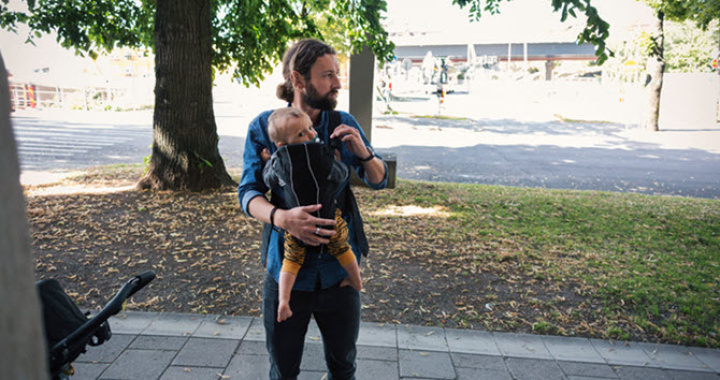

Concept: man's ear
[[290, 71, 305, 90]]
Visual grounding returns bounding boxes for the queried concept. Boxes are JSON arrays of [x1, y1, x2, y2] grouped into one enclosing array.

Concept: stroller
[[37, 271, 155, 379]]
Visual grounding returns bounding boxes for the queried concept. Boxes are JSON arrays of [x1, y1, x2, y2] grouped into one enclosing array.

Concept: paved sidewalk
[[67, 311, 719, 380]]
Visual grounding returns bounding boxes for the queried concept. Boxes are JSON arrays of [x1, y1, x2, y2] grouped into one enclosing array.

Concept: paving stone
[[224, 353, 271, 380], [638, 342, 712, 372], [399, 349, 455, 379], [665, 369, 720, 380], [494, 333, 553, 360], [688, 347, 720, 373], [298, 370, 327, 379], [446, 329, 500, 355], [100, 349, 176, 380], [358, 322, 397, 347], [67, 310, 720, 380], [614, 365, 673, 380], [130, 335, 187, 350], [305, 318, 323, 344], [397, 325, 448, 352], [300, 343, 326, 372], [143, 312, 205, 337], [590, 339, 654, 367], [236, 339, 267, 355], [109, 311, 158, 334], [193, 315, 253, 339], [505, 357, 567, 380], [451, 352, 506, 371], [356, 358, 400, 380], [357, 345, 398, 361], [172, 337, 239, 367], [558, 361, 619, 378], [544, 336, 605, 364], [159, 366, 225, 380], [76, 334, 135, 364], [243, 318, 266, 341], [456, 367, 513, 380], [69, 362, 109, 380]]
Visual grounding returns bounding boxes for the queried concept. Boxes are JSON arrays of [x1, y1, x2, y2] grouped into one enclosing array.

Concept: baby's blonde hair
[[268, 108, 312, 145]]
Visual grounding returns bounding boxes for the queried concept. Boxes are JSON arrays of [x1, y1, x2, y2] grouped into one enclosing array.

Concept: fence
[[9, 78, 154, 111]]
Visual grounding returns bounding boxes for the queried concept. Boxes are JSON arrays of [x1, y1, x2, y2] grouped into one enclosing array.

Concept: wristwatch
[[358, 146, 374, 162]]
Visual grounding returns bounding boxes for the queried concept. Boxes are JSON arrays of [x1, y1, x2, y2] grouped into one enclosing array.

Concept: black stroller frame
[[37, 271, 155, 379]]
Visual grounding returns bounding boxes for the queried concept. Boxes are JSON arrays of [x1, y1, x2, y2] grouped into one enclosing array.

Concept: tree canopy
[[665, 20, 719, 73], [643, 0, 720, 29], [0, 0, 395, 86], [1, 0, 614, 83]]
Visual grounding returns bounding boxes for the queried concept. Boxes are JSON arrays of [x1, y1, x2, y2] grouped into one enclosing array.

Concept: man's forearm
[[247, 196, 276, 225], [362, 153, 386, 185]]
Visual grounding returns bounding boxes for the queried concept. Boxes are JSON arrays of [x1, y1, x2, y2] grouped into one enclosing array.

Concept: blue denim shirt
[[238, 109, 388, 291]]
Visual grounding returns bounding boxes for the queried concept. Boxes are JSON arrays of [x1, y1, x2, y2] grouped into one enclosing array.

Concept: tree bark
[[642, 10, 665, 132], [0, 52, 49, 379], [138, 0, 237, 191]]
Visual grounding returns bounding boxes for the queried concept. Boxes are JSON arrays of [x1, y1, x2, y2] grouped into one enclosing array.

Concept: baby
[[262, 107, 362, 323]]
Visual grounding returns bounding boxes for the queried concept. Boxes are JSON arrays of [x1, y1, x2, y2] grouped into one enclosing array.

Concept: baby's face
[[283, 117, 318, 145]]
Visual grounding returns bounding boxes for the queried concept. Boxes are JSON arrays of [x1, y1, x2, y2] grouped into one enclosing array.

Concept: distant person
[[261, 107, 362, 323], [237, 39, 388, 380]]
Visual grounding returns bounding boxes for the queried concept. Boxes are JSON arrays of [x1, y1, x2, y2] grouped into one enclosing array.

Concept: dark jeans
[[263, 273, 360, 380]]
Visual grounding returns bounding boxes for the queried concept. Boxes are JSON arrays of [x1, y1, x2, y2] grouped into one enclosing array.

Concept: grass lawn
[[358, 180, 720, 347]]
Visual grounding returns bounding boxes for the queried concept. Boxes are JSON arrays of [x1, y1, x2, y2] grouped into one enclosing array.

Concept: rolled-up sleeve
[[238, 111, 273, 216]]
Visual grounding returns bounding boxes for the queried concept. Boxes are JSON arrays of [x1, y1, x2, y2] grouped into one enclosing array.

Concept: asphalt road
[[372, 114, 720, 199], [12, 106, 720, 199]]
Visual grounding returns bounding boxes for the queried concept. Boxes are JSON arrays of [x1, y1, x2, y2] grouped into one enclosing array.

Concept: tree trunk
[[138, 0, 237, 191], [642, 10, 665, 132], [0, 51, 49, 379]]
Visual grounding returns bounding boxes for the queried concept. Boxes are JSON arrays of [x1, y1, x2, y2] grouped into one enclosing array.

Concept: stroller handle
[[126, 271, 156, 300], [105, 270, 156, 315], [50, 271, 156, 355]]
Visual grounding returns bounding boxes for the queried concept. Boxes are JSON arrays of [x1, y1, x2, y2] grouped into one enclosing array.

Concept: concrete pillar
[[349, 44, 375, 141], [348, 44, 396, 189], [507, 43, 512, 71], [545, 60, 554, 81]]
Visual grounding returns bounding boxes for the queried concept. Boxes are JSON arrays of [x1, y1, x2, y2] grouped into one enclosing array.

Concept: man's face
[[303, 54, 341, 111]]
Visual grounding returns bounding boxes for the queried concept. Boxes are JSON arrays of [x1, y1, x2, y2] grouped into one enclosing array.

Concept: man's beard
[[303, 82, 337, 111]]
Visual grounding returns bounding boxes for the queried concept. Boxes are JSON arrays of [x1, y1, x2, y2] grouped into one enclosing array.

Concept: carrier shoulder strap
[[328, 110, 342, 135], [328, 111, 370, 256]]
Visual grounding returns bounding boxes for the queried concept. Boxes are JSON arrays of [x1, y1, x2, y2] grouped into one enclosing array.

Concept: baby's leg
[[277, 270, 297, 322], [327, 209, 362, 291], [342, 259, 362, 291], [278, 234, 306, 322]]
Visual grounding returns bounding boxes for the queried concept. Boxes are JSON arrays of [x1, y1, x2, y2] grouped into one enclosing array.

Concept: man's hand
[[275, 204, 336, 246], [260, 147, 271, 162], [330, 124, 385, 185], [331, 124, 371, 160]]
